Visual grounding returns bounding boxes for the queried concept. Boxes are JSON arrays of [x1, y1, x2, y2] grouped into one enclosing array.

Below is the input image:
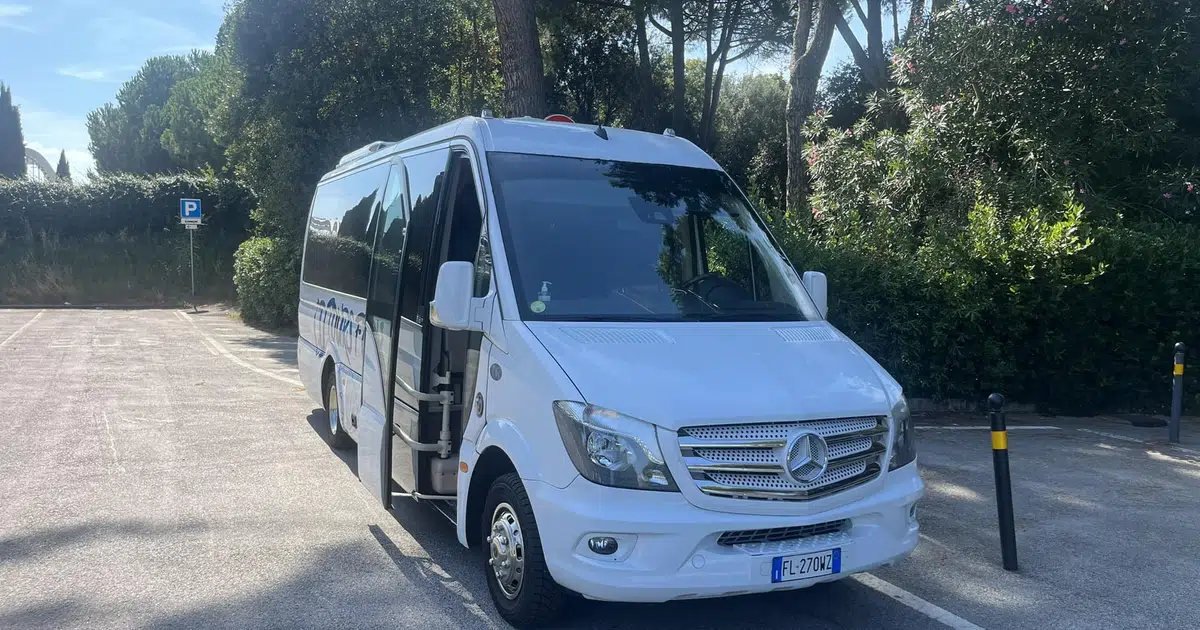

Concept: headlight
[[552, 401, 678, 491], [889, 396, 917, 470]]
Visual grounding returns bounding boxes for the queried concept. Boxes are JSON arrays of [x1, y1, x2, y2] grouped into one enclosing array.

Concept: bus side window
[[366, 164, 408, 379]]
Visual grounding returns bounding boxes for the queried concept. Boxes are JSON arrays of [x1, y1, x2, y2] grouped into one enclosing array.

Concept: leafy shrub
[[234, 236, 299, 329], [790, 0, 1200, 414], [0, 229, 235, 304], [0, 175, 255, 304], [783, 223, 1199, 414], [0, 174, 255, 237]]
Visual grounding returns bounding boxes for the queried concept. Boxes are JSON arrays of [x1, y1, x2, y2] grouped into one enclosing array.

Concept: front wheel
[[482, 473, 566, 628], [324, 375, 354, 449]]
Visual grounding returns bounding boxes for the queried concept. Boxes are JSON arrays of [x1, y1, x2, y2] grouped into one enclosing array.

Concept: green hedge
[[780, 225, 1200, 415], [234, 236, 299, 329], [0, 175, 255, 237], [0, 175, 255, 304]]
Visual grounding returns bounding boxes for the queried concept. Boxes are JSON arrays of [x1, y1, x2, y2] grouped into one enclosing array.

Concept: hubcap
[[328, 382, 340, 435], [488, 503, 525, 600]]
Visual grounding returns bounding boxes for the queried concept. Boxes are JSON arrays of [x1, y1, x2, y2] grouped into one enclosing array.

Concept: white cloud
[[56, 64, 139, 83], [13, 103, 96, 178], [90, 12, 211, 57], [0, 3, 34, 32], [26, 143, 94, 181]]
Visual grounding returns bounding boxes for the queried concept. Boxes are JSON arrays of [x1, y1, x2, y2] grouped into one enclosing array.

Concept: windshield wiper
[[539, 315, 676, 322], [682, 311, 804, 322]]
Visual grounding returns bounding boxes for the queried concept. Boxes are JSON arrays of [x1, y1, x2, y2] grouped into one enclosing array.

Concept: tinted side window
[[368, 166, 408, 315], [302, 163, 388, 296], [397, 149, 450, 322]]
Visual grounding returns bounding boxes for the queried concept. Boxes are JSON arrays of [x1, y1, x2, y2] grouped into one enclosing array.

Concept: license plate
[[771, 548, 841, 583]]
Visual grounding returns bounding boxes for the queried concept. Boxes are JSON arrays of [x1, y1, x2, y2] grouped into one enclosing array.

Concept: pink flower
[[1025, 17, 1035, 25], [1163, 193, 1173, 199], [1057, 15, 1066, 22], [815, 109, 824, 116], [906, 61, 916, 73], [1119, 38, 1127, 45], [1005, 4, 1017, 14], [1078, 188, 1086, 195], [1188, 183, 1195, 193], [1064, 159, 1071, 165], [1090, 64, 1098, 70], [845, 129, 853, 136], [932, 104, 943, 112]]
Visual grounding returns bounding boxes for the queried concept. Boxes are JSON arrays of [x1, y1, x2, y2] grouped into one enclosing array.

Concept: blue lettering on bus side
[[314, 296, 366, 356]]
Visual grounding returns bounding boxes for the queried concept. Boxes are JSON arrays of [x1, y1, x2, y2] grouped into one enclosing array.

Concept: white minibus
[[296, 113, 923, 628]]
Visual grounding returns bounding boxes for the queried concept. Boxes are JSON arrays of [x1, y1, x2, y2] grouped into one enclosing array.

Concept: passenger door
[[389, 148, 452, 493], [357, 159, 409, 504]]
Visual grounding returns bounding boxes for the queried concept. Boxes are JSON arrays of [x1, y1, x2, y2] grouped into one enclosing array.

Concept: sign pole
[[180, 198, 202, 301], [189, 227, 196, 298]]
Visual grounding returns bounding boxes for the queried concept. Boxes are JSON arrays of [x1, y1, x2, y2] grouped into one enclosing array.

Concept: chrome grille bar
[[677, 416, 888, 502]]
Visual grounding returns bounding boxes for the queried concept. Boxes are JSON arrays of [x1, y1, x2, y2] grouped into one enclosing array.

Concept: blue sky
[[0, 0, 224, 176], [0, 1, 868, 178]]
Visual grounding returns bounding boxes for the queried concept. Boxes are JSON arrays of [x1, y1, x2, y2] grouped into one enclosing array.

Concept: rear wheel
[[324, 374, 354, 449], [482, 473, 566, 628]]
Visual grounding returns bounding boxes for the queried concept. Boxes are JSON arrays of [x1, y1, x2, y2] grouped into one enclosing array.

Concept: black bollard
[[989, 393, 1018, 571], [1170, 343, 1185, 444]]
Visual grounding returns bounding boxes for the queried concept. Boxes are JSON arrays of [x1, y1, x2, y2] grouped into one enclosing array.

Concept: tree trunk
[[492, 0, 546, 118], [867, 0, 885, 79], [834, 12, 886, 91], [892, 0, 900, 43], [785, 0, 839, 221], [668, 0, 690, 138], [633, 0, 654, 130]]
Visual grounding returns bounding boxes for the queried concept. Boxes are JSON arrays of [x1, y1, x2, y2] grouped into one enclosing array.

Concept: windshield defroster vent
[[561, 328, 675, 345]]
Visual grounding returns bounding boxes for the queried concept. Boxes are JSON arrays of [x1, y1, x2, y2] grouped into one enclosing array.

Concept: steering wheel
[[679, 273, 738, 305]]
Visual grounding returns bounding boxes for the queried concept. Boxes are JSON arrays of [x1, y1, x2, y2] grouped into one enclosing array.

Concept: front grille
[[678, 416, 888, 501], [717, 519, 850, 546]]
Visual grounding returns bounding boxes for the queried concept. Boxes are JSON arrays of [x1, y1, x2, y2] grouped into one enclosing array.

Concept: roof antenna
[[594, 124, 609, 140]]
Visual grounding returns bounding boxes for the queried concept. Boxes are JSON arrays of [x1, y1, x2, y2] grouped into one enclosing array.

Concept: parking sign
[[180, 199, 202, 224]]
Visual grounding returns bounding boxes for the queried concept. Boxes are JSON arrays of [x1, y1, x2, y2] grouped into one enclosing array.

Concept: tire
[[324, 373, 354, 449], [482, 473, 566, 628]]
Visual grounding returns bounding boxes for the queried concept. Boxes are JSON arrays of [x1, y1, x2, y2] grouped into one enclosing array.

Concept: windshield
[[488, 153, 822, 322]]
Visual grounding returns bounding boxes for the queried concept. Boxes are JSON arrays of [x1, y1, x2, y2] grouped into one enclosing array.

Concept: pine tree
[[0, 83, 28, 179], [56, 150, 71, 181]]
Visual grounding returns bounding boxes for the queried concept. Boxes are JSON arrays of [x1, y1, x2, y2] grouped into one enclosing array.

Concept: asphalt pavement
[[0, 308, 955, 629], [2, 307, 1195, 629]]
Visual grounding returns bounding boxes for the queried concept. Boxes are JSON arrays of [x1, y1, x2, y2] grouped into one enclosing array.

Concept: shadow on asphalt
[[223, 338, 300, 367], [0, 520, 208, 566], [306, 408, 357, 477]]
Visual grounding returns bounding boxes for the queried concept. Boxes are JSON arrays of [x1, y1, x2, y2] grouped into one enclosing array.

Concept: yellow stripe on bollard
[[1176, 363, 1185, 376], [991, 430, 1008, 450]]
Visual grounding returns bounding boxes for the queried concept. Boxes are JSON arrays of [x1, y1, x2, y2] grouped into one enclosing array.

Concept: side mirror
[[802, 271, 828, 319], [430, 261, 479, 331]]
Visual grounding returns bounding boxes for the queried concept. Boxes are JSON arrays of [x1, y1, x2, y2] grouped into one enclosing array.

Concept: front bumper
[[526, 462, 923, 603]]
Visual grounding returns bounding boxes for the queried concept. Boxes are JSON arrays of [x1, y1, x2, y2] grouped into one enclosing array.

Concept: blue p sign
[[180, 199, 202, 221]]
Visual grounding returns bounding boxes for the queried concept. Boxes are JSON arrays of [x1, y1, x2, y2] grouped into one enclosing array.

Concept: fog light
[[587, 536, 619, 555]]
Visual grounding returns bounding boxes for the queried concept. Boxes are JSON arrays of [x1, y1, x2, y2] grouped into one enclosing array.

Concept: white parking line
[[853, 573, 986, 630], [1076, 427, 1200, 456], [1075, 428, 1145, 444], [0, 310, 45, 349], [916, 425, 1059, 430], [176, 311, 302, 387]]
